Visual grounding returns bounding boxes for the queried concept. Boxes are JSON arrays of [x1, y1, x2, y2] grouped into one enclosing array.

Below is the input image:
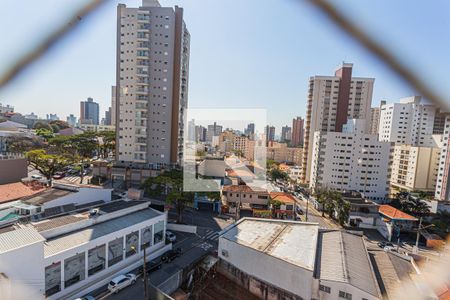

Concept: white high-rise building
[[369, 100, 386, 135], [310, 119, 391, 202], [378, 96, 440, 147], [302, 63, 375, 183], [115, 0, 190, 167], [435, 114, 450, 201]]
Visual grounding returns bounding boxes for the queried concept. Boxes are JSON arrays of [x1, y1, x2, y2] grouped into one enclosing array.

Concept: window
[[141, 226, 153, 250], [88, 245, 106, 276], [45, 263, 61, 296], [108, 237, 124, 267], [339, 291, 352, 300], [319, 284, 331, 293], [64, 252, 86, 288], [154, 220, 165, 244]]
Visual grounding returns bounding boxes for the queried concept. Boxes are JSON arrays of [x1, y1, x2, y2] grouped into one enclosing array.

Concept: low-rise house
[[269, 192, 296, 220], [221, 185, 269, 211], [343, 191, 380, 229], [377, 204, 418, 241]]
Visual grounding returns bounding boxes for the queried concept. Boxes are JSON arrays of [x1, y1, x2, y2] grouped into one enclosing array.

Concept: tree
[[269, 168, 289, 182], [26, 149, 71, 186], [33, 121, 53, 131], [431, 210, 450, 235], [333, 192, 350, 226], [35, 128, 54, 141], [141, 169, 194, 223], [97, 131, 115, 159], [314, 187, 330, 217], [402, 197, 430, 217], [6, 135, 46, 153], [49, 120, 70, 131]]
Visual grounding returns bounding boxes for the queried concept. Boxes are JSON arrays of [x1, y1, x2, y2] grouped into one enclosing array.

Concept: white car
[[31, 174, 43, 179], [166, 231, 176, 243], [107, 273, 136, 294]]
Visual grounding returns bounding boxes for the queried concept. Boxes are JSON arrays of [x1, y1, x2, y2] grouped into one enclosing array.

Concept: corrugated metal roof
[[317, 231, 380, 298], [0, 227, 44, 253], [43, 208, 160, 257], [221, 218, 319, 270]]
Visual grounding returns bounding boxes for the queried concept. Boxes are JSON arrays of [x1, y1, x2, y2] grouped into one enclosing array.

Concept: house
[[221, 185, 269, 211], [343, 191, 380, 229], [269, 192, 296, 220], [377, 204, 418, 241]]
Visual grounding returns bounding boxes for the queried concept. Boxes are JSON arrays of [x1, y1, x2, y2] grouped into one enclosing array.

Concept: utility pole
[[143, 247, 148, 300], [305, 194, 309, 222]]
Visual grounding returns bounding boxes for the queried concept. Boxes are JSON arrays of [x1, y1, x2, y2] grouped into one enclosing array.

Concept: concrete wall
[[43, 187, 112, 210], [218, 237, 313, 299], [314, 279, 380, 300], [0, 158, 27, 184]]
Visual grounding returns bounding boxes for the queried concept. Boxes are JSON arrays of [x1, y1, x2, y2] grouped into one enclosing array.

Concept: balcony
[[137, 24, 150, 31], [136, 137, 147, 144], [137, 42, 150, 49], [136, 95, 149, 101], [136, 87, 149, 94]]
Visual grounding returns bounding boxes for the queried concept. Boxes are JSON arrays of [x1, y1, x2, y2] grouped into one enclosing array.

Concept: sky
[[0, 0, 449, 135]]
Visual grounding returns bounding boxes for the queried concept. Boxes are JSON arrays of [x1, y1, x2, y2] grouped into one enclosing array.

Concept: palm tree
[[403, 197, 430, 217]]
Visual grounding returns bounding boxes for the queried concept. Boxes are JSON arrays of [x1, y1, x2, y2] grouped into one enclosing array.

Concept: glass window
[[141, 226, 153, 250], [88, 245, 106, 276], [125, 231, 139, 257], [154, 220, 165, 244], [45, 262, 61, 296], [339, 291, 352, 300], [108, 237, 124, 267], [64, 253, 85, 288], [319, 284, 331, 293]]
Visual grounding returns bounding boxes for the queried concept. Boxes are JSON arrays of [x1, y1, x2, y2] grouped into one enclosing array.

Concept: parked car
[[161, 248, 182, 263], [74, 296, 95, 300], [53, 172, 65, 179], [107, 273, 137, 294], [138, 259, 162, 274], [296, 206, 304, 215], [31, 174, 43, 180], [165, 231, 177, 243], [377, 241, 394, 249]]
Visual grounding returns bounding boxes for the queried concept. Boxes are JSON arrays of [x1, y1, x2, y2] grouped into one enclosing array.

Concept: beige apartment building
[[390, 144, 441, 195], [267, 141, 302, 165], [302, 63, 374, 183], [218, 130, 236, 154], [115, 0, 190, 168], [369, 100, 385, 135]]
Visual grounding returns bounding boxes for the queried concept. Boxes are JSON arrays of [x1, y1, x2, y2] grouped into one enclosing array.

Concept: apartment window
[[319, 285, 331, 293], [339, 291, 352, 300]]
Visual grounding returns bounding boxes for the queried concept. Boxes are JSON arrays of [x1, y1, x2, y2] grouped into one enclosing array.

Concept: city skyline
[[1, 0, 449, 130]]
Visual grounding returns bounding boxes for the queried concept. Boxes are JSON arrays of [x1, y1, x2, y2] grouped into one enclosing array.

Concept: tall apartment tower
[[378, 96, 439, 147], [301, 63, 375, 183], [206, 122, 223, 142], [281, 126, 292, 142], [291, 116, 304, 147], [80, 97, 100, 125], [435, 114, 450, 201], [111, 86, 116, 126], [369, 100, 386, 135], [115, 0, 190, 167]]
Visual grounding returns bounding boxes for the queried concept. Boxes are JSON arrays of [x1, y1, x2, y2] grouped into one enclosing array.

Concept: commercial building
[[218, 218, 381, 300], [302, 63, 374, 183], [66, 114, 77, 127], [0, 200, 169, 300], [206, 122, 223, 143], [80, 97, 99, 125], [291, 116, 304, 147], [115, 0, 190, 167], [369, 100, 385, 135], [310, 119, 391, 202], [390, 143, 441, 195], [378, 96, 441, 146], [280, 125, 291, 143]]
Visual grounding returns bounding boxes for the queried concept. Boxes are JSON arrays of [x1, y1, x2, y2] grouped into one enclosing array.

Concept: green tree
[[26, 149, 71, 186], [333, 192, 350, 226], [141, 169, 194, 223], [35, 128, 54, 141], [313, 187, 330, 217], [431, 210, 450, 235], [49, 120, 70, 131], [269, 168, 289, 182], [6, 135, 46, 153], [402, 197, 430, 217], [97, 131, 115, 159], [33, 121, 53, 131]]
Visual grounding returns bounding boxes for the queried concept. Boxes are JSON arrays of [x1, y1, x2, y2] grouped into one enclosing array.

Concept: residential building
[[80, 97, 99, 125], [221, 185, 269, 210], [302, 63, 375, 183], [288, 165, 301, 182], [79, 124, 115, 132], [111, 86, 116, 126], [46, 114, 59, 121], [265, 125, 275, 142], [369, 100, 386, 135], [390, 143, 441, 195], [233, 135, 248, 157], [310, 119, 391, 202], [291, 116, 304, 147], [187, 119, 196, 142], [0, 103, 14, 114], [280, 125, 291, 143], [218, 218, 381, 300], [206, 122, 223, 143], [195, 125, 206, 142], [267, 141, 302, 165], [435, 114, 450, 201], [379, 96, 440, 146], [66, 114, 77, 127], [244, 123, 255, 139], [218, 130, 236, 154], [343, 191, 380, 229], [377, 204, 418, 241], [115, 0, 190, 167], [0, 200, 168, 300], [269, 192, 296, 219]]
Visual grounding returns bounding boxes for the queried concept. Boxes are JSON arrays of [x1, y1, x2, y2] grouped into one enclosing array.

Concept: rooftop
[[43, 207, 160, 257], [0, 182, 47, 204], [21, 187, 74, 205], [0, 227, 44, 254], [220, 218, 319, 270], [316, 230, 380, 298], [379, 205, 418, 221], [269, 192, 296, 204], [222, 185, 267, 193]]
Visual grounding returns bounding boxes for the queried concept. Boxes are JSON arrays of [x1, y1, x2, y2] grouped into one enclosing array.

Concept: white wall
[[43, 187, 112, 210], [314, 279, 380, 300], [218, 237, 313, 299]]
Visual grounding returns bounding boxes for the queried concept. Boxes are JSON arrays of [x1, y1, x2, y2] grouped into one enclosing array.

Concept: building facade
[[0, 103, 14, 114], [291, 116, 304, 147], [435, 114, 450, 201], [310, 119, 391, 202], [80, 97, 99, 125], [280, 125, 292, 143], [265, 125, 275, 142], [66, 114, 77, 127], [206, 122, 223, 143], [115, 0, 190, 167], [302, 63, 374, 183], [369, 100, 385, 135]]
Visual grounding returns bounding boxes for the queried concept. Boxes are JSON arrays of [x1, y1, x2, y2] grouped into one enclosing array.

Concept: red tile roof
[[0, 182, 47, 204], [226, 169, 256, 178], [270, 192, 296, 204], [379, 205, 418, 221]]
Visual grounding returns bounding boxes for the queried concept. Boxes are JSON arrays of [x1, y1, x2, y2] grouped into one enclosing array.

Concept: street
[[293, 195, 340, 229]]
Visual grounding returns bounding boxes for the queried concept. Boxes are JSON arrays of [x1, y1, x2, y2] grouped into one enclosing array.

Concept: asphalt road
[[294, 195, 340, 229]]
